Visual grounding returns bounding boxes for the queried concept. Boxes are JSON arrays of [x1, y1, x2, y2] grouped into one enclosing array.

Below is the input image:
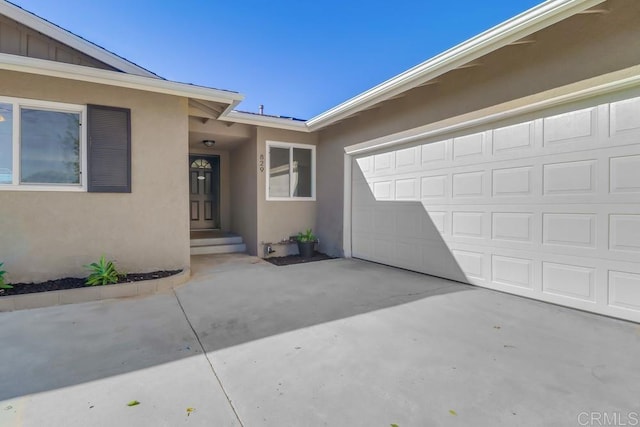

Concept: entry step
[[190, 232, 246, 255]]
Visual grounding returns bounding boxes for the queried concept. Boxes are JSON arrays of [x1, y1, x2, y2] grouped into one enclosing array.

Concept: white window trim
[[0, 95, 87, 192], [265, 140, 316, 201]]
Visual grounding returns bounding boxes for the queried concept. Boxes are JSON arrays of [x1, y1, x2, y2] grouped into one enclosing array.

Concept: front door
[[189, 156, 220, 229]]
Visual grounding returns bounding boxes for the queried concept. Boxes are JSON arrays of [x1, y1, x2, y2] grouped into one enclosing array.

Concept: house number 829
[[259, 154, 264, 172]]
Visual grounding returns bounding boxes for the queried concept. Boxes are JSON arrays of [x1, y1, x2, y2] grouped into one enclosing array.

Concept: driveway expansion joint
[[173, 289, 245, 427]]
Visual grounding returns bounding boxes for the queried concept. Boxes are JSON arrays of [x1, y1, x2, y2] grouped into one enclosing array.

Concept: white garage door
[[351, 94, 640, 322]]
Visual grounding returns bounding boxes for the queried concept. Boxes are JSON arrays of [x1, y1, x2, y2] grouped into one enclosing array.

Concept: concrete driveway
[[1, 256, 639, 427]]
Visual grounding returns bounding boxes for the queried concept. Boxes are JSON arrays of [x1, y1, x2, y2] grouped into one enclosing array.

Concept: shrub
[[0, 262, 12, 289], [85, 256, 121, 286]]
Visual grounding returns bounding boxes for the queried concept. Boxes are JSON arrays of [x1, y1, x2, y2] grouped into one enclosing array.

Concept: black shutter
[[87, 105, 131, 193]]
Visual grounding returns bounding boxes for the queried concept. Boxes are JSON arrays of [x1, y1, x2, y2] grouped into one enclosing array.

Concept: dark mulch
[[0, 270, 182, 297], [264, 252, 336, 266]]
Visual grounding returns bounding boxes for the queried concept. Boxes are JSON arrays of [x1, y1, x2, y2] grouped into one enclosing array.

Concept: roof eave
[[219, 110, 310, 132], [0, 53, 244, 104], [306, 0, 606, 132]]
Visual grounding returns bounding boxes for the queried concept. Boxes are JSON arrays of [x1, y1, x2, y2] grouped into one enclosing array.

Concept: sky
[[11, 0, 542, 120]]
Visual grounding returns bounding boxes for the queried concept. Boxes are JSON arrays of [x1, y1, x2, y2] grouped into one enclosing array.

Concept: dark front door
[[189, 156, 220, 229]]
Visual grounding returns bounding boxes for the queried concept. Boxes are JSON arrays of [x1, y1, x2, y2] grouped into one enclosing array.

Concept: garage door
[[351, 94, 640, 322]]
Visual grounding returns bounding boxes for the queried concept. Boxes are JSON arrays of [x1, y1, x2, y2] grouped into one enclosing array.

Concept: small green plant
[[0, 262, 12, 289], [85, 256, 121, 286], [297, 228, 317, 242]]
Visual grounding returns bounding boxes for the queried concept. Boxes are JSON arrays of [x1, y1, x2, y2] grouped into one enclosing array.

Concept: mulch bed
[[264, 252, 336, 266], [0, 270, 182, 297]]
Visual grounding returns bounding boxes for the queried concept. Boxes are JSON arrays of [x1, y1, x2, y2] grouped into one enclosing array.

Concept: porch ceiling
[[188, 114, 253, 151], [188, 131, 249, 151]]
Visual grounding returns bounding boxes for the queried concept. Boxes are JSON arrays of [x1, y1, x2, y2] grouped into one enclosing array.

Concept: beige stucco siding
[[256, 127, 317, 257], [316, 0, 640, 256], [0, 71, 189, 282], [230, 137, 258, 255]]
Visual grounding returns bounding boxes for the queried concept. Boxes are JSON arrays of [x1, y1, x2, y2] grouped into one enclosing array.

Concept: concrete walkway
[[1, 255, 639, 426]]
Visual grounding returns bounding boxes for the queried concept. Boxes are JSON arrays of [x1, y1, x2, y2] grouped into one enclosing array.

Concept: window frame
[[0, 95, 87, 192], [265, 140, 316, 201]]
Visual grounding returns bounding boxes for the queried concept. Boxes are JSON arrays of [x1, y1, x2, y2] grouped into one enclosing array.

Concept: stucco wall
[[0, 71, 190, 282], [316, 0, 640, 257], [230, 137, 258, 255], [256, 126, 318, 257]]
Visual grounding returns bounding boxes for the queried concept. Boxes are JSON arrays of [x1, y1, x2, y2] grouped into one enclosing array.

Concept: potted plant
[[297, 228, 317, 258]]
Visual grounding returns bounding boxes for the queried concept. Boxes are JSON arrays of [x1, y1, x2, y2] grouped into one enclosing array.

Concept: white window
[[0, 96, 87, 191], [266, 141, 315, 200]]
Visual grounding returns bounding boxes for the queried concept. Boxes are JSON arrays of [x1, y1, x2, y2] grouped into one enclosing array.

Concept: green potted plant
[[0, 262, 12, 289], [296, 228, 317, 259]]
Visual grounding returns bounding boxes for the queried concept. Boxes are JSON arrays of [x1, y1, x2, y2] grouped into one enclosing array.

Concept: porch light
[[202, 139, 215, 147]]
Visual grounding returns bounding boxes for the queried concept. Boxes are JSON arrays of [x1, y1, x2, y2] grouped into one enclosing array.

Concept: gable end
[[0, 13, 117, 71]]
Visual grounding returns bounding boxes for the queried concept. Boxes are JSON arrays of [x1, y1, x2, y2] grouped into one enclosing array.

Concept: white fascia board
[[219, 110, 310, 132], [0, 0, 158, 78], [344, 65, 640, 156], [307, 0, 606, 131], [0, 53, 243, 104]]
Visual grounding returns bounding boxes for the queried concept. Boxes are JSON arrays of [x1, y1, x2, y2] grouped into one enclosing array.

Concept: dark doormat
[[264, 252, 336, 266]]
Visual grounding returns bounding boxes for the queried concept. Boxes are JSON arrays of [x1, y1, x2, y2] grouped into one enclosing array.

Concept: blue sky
[[13, 0, 541, 119]]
